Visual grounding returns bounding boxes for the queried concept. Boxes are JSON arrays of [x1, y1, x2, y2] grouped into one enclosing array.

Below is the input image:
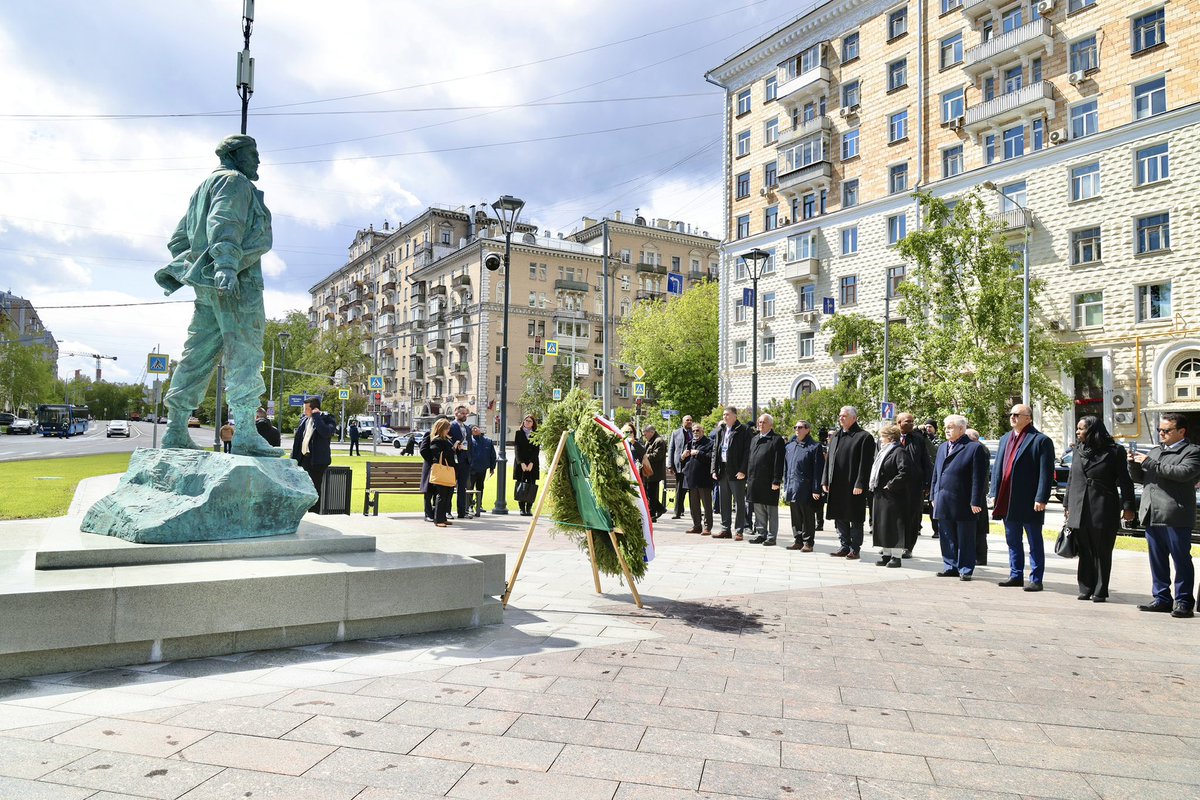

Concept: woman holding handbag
[[514, 414, 540, 516], [1063, 416, 1136, 602], [421, 418, 458, 527]]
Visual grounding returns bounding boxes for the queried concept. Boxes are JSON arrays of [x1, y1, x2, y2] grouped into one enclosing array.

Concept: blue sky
[[0, 0, 808, 381]]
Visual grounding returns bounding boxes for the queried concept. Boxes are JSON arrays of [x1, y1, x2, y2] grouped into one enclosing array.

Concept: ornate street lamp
[[486, 194, 525, 514], [982, 181, 1031, 405], [277, 330, 290, 433], [740, 247, 771, 421]]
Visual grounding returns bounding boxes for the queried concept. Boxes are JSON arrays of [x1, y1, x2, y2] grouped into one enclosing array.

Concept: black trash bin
[[319, 466, 352, 515]]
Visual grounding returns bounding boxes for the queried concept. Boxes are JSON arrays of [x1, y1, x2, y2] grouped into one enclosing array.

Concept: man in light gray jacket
[[1128, 412, 1200, 618]]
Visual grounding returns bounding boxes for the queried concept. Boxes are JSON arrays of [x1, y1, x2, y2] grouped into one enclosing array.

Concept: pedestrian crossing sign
[[633, 381, 646, 397], [552, 388, 562, 401], [147, 354, 169, 374], [338, 388, 350, 400], [545, 340, 559, 356], [368, 375, 384, 390]]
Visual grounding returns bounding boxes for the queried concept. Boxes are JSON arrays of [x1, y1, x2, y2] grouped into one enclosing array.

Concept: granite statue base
[[81, 448, 317, 543]]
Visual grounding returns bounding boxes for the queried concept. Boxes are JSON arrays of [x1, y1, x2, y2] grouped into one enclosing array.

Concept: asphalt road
[[0, 421, 214, 463]]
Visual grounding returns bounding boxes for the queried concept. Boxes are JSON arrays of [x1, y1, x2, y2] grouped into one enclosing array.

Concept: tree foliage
[[516, 353, 571, 424], [0, 320, 57, 414], [617, 280, 718, 418]]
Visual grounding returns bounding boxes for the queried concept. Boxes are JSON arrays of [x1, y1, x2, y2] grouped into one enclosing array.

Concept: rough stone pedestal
[[81, 448, 317, 543]]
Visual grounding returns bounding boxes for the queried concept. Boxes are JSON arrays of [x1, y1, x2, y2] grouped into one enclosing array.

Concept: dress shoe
[[1172, 604, 1195, 618], [901, 549, 913, 559], [801, 544, 813, 552], [960, 574, 972, 581], [713, 531, 732, 539], [748, 535, 767, 544], [1023, 582, 1043, 592], [1092, 596, 1107, 603], [998, 577, 1024, 587], [1137, 601, 1173, 612], [458, 514, 470, 519], [684, 528, 702, 534], [734, 533, 744, 541], [786, 542, 805, 551], [887, 557, 902, 568], [875, 557, 890, 566], [1077, 593, 1092, 601], [702, 529, 712, 536], [845, 550, 860, 560], [936, 569, 957, 577], [931, 533, 939, 539], [671, 514, 683, 519], [763, 539, 776, 547], [831, 548, 851, 558]]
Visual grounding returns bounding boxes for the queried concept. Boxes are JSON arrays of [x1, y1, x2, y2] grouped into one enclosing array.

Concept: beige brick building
[[706, 0, 1200, 448], [308, 207, 718, 436]]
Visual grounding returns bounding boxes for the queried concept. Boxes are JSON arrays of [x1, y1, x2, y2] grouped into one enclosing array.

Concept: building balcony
[[450, 330, 470, 346], [428, 284, 447, 298], [991, 208, 1033, 232], [412, 343, 425, 354], [554, 278, 590, 292], [409, 367, 424, 380], [381, 279, 397, 293], [963, 80, 1055, 137], [451, 274, 471, 289], [426, 336, 447, 351], [776, 159, 832, 198], [452, 361, 470, 374], [785, 258, 820, 283], [323, 311, 335, 321], [380, 303, 396, 315], [777, 66, 831, 111], [635, 289, 665, 301], [961, 0, 1003, 26], [635, 262, 667, 275], [687, 269, 707, 283], [776, 115, 831, 149], [553, 309, 588, 323], [410, 283, 426, 302], [963, 18, 1054, 81]]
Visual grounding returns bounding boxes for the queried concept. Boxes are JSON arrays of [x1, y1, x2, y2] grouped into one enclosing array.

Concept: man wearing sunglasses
[[1128, 413, 1200, 618], [990, 404, 1055, 591]]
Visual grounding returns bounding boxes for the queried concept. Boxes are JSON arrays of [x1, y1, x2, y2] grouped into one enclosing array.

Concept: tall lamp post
[[981, 181, 1031, 405], [740, 247, 770, 422], [486, 194, 525, 515], [277, 331, 290, 433]]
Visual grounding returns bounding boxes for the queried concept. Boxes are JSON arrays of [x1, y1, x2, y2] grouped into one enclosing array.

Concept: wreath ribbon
[[593, 414, 656, 563]]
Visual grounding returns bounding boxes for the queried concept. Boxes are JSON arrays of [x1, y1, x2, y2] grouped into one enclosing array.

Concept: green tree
[[617, 280, 718, 418], [763, 385, 870, 434], [516, 354, 571, 423], [0, 320, 57, 414]]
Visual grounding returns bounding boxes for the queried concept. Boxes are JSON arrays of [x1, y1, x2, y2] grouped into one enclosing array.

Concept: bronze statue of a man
[[154, 134, 278, 456]]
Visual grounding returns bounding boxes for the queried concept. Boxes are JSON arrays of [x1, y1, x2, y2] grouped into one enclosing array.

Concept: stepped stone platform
[[0, 474, 505, 680]]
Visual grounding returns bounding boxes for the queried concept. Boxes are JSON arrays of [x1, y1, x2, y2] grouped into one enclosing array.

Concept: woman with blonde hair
[[870, 423, 913, 567], [421, 417, 457, 527]]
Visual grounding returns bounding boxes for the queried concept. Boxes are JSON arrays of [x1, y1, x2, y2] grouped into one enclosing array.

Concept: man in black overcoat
[[897, 411, 932, 557], [821, 405, 875, 559]]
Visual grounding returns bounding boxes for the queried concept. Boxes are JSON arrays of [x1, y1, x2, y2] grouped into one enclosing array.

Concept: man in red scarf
[[989, 404, 1055, 591]]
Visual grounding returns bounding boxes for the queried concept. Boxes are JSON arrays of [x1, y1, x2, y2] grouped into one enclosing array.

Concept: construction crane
[[60, 351, 118, 382]]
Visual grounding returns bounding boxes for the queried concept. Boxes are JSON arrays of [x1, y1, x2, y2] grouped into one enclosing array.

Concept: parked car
[[8, 417, 35, 434], [0, 412, 14, 427], [187, 416, 201, 428], [106, 420, 131, 438], [129, 412, 141, 421], [375, 426, 399, 443], [1052, 447, 1073, 503]]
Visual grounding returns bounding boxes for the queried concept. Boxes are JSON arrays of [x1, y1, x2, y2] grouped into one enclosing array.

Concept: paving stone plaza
[[1, 511, 1197, 800]]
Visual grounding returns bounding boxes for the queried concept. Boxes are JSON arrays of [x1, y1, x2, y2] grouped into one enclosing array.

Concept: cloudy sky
[[0, 0, 808, 382]]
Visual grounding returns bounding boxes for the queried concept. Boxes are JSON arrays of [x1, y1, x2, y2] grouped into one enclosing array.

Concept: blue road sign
[[742, 287, 755, 307], [552, 388, 562, 401], [288, 394, 307, 407], [822, 296, 836, 315], [666, 273, 684, 295], [881, 401, 895, 420], [633, 381, 647, 398], [368, 375, 384, 390], [147, 354, 169, 374]]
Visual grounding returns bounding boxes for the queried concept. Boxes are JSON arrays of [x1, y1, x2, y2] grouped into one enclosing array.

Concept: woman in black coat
[[870, 424, 913, 567], [1064, 416, 1136, 602], [420, 417, 457, 527], [513, 414, 541, 516], [681, 423, 715, 534]]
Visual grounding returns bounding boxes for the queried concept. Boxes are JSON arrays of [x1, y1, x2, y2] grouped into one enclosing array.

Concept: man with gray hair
[[747, 414, 786, 545], [822, 405, 875, 559], [930, 415, 989, 579]]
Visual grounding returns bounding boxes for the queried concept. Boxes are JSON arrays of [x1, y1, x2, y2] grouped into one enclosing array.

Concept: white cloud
[[261, 251, 287, 279]]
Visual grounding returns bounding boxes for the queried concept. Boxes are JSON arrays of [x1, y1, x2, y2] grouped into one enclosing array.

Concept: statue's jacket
[[155, 167, 272, 295]]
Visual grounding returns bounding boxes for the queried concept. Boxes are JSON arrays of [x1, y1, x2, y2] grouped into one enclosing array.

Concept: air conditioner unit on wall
[[1068, 70, 1085, 86], [948, 116, 965, 131], [1114, 411, 1135, 426], [1036, 0, 1054, 13], [838, 104, 860, 119], [1112, 393, 1132, 410], [1049, 129, 1067, 144]]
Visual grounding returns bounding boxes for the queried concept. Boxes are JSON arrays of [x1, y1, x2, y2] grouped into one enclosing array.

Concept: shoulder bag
[[1053, 523, 1078, 559], [430, 451, 458, 487]]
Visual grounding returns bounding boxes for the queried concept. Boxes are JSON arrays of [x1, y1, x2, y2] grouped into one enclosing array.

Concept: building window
[[842, 79, 861, 109], [764, 160, 778, 188], [734, 341, 747, 365], [735, 171, 750, 199], [1074, 291, 1104, 328], [1032, 118, 1044, 151], [940, 33, 963, 69], [1069, 0, 1095, 11], [762, 291, 776, 318], [841, 128, 860, 160], [984, 133, 996, 165], [941, 87, 965, 122], [798, 332, 815, 358], [737, 89, 751, 116], [734, 296, 747, 322], [1000, 181, 1026, 213], [1001, 125, 1024, 160], [762, 336, 776, 363], [842, 31, 859, 62], [1136, 142, 1169, 185], [1069, 35, 1098, 73], [841, 226, 858, 255], [1136, 281, 1171, 321], [620, 274, 630, 291], [736, 129, 751, 157], [765, 116, 780, 144], [528, 291, 537, 307], [779, 133, 826, 173], [1172, 357, 1200, 399], [736, 214, 750, 239], [889, 163, 908, 194], [887, 265, 907, 297], [1070, 162, 1100, 201], [764, 74, 778, 102], [1002, 64, 1023, 94], [1070, 100, 1098, 139], [889, 110, 908, 142], [1136, 212, 1170, 253], [887, 213, 907, 245], [1071, 227, 1102, 264], [788, 232, 817, 261], [1133, 77, 1167, 120], [888, 59, 908, 91], [842, 179, 859, 208], [798, 284, 816, 312], [1132, 8, 1166, 53], [620, 249, 631, 264], [839, 276, 858, 307], [942, 145, 963, 178], [942, 0, 962, 11], [1001, 5, 1023, 33], [765, 205, 779, 231], [888, 6, 908, 40], [799, 193, 816, 220]]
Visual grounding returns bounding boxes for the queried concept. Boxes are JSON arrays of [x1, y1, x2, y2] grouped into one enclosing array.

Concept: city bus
[[36, 404, 91, 437]]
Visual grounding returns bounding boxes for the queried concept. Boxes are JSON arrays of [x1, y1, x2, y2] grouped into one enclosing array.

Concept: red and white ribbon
[[593, 414, 655, 563]]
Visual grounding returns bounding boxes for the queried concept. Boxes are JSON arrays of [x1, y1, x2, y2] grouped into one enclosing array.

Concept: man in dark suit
[[667, 415, 694, 519], [990, 403, 1055, 591], [255, 407, 281, 448], [449, 405, 473, 519], [711, 406, 751, 540], [822, 405, 875, 559], [897, 412, 932, 558], [291, 397, 336, 512], [1129, 412, 1200, 617], [931, 414, 989, 580]]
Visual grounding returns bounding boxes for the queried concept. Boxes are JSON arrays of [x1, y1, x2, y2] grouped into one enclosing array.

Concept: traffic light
[[484, 253, 502, 271], [374, 392, 381, 402], [636, 397, 643, 412]]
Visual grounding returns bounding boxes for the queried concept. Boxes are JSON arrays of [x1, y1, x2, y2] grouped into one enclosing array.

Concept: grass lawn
[[988, 523, 1200, 558], [0, 452, 527, 520]]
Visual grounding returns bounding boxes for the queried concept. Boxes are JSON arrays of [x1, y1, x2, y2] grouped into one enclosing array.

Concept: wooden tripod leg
[[608, 529, 643, 608], [585, 530, 603, 594], [502, 430, 569, 608]]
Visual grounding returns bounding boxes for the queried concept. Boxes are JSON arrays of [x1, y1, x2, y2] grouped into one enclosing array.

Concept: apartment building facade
[[706, 0, 1200, 446], [0, 290, 58, 363], [308, 207, 719, 435]]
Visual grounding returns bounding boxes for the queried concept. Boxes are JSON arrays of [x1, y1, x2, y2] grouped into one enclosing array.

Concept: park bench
[[363, 461, 425, 516]]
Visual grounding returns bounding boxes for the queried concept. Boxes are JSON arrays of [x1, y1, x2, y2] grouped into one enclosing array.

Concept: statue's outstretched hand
[[214, 268, 239, 295]]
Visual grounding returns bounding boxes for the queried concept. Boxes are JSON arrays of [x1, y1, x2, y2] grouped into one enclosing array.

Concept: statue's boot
[[161, 413, 205, 450], [230, 406, 283, 458]]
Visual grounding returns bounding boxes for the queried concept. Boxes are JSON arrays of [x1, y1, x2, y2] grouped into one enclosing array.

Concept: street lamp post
[[277, 331, 290, 433], [489, 194, 525, 515], [740, 247, 770, 422], [981, 181, 1031, 405]]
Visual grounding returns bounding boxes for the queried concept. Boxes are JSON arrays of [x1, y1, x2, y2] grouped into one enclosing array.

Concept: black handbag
[[1054, 524, 1078, 558], [515, 480, 538, 503]]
